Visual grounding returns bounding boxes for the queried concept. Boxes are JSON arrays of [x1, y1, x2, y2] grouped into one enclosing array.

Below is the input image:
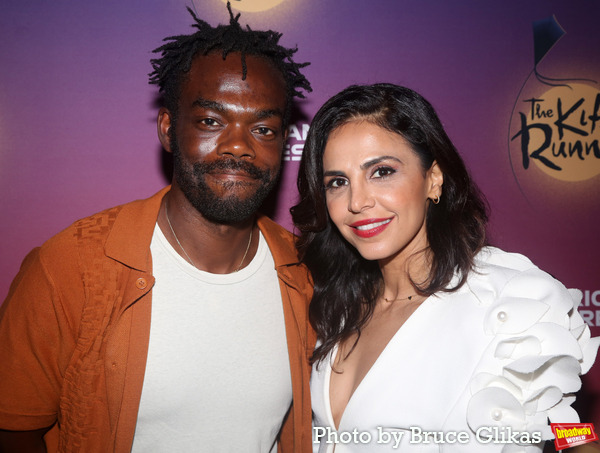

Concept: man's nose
[[217, 125, 254, 159]]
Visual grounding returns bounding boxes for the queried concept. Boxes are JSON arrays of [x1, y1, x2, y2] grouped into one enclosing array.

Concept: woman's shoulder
[[457, 247, 600, 441], [462, 245, 598, 377], [473, 246, 539, 273], [468, 246, 569, 302], [464, 246, 580, 336]]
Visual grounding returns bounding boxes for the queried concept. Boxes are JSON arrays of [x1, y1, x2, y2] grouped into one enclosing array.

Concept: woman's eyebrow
[[360, 155, 402, 170], [324, 156, 403, 177], [323, 170, 346, 178]]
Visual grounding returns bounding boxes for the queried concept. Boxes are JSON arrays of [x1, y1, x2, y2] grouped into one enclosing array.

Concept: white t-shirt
[[131, 225, 292, 452]]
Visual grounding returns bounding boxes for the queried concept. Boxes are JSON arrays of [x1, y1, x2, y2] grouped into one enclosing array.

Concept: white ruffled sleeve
[[464, 265, 600, 448]]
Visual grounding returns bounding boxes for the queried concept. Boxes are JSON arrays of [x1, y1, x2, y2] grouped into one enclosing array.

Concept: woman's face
[[322, 120, 443, 263]]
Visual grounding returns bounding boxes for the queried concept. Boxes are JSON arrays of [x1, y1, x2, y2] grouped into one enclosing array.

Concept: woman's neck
[[378, 247, 432, 302]]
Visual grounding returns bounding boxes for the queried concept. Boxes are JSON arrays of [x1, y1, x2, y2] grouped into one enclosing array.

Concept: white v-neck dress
[[311, 247, 599, 452]]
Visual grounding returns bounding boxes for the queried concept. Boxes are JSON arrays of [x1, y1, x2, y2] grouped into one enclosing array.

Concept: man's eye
[[200, 118, 219, 126], [254, 127, 275, 136]]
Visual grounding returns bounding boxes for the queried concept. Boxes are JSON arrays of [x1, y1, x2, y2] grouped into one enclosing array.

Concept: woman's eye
[[372, 166, 396, 178], [325, 178, 347, 190]]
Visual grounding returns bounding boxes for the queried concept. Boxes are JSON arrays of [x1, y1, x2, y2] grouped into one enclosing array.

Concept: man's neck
[[158, 190, 257, 274]]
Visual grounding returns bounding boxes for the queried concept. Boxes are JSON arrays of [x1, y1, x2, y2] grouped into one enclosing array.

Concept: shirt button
[[136, 278, 147, 289]]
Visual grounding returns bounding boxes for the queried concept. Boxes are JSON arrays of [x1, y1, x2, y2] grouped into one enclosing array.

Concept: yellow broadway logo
[[551, 423, 598, 450], [555, 426, 592, 438]]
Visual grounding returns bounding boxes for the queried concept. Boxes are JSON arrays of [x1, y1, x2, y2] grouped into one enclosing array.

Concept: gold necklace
[[164, 199, 252, 272], [383, 294, 417, 303]]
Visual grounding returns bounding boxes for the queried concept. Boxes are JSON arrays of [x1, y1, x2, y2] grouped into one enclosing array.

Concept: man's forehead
[[181, 52, 287, 104], [191, 52, 244, 76], [190, 52, 282, 81], [191, 96, 284, 119]]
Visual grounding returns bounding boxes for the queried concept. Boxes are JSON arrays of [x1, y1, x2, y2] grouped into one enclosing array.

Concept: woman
[[291, 84, 598, 452]]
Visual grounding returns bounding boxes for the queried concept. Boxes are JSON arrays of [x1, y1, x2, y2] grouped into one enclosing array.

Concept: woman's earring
[[432, 194, 440, 205]]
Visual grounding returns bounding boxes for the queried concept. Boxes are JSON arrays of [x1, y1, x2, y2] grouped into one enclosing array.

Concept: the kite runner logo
[[551, 423, 598, 450], [511, 82, 600, 182], [508, 15, 600, 203]]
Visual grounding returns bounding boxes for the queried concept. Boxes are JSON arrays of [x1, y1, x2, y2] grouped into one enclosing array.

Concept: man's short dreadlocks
[[149, 2, 311, 127]]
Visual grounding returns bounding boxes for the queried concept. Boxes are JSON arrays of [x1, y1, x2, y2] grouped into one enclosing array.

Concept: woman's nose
[[348, 184, 375, 213]]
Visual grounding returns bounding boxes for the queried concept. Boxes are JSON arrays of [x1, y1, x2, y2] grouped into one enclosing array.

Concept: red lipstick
[[349, 217, 392, 238]]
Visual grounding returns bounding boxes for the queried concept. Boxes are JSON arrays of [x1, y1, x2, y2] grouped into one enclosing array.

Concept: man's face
[[161, 52, 287, 224]]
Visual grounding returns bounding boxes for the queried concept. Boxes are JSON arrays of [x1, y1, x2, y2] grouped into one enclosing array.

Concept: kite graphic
[[532, 15, 595, 87]]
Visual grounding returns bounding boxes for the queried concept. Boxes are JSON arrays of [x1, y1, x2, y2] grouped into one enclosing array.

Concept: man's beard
[[171, 137, 280, 225]]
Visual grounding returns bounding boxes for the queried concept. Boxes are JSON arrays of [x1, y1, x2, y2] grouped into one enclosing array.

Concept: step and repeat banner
[[2, 0, 599, 435]]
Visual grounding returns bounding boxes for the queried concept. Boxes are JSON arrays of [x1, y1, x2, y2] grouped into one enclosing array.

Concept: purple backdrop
[[1, 0, 599, 432]]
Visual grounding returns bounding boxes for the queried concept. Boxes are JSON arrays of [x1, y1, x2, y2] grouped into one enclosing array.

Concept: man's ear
[[157, 107, 173, 153], [283, 124, 289, 141]]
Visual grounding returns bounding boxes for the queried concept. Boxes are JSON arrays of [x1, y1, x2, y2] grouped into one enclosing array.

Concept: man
[[0, 4, 314, 452]]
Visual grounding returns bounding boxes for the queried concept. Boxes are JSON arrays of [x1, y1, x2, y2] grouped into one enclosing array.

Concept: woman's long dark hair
[[291, 84, 489, 364]]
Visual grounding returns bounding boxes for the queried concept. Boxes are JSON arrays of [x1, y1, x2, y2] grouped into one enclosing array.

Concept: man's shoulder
[[43, 201, 128, 249], [257, 215, 295, 242], [38, 205, 122, 261], [40, 188, 166, 258], [256, 215, 302, 266]]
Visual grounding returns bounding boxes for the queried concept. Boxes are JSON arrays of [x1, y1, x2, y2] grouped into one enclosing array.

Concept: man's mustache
[[193, 159, 270, 180]]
